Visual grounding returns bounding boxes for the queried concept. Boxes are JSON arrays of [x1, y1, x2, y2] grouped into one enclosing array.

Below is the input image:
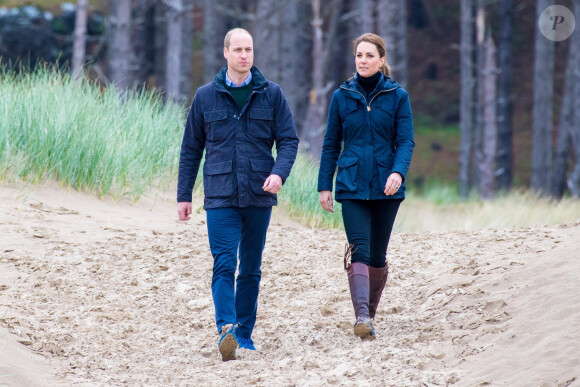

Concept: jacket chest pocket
[[335, 156, 358, 193], [249, 107, 274, 140], [374, 100, 396, 134], [203, 160, 235, 198], [204, 108, 229, 141], [339, 98, 358, 121]]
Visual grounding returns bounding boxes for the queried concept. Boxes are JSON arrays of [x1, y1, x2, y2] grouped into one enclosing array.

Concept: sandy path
[[0, 184, 579, 386]]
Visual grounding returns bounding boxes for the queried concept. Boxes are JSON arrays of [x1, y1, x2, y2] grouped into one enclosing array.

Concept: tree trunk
[[165, 0, 184, 103], [154, 4, 168, 91], [254, 0, 310, 135], [459, 0, 475, 198], [325, 0, 350, 90], [552, 46, 574, 199], [378, 0, 408, 87], [132, 0, 156, 88], [108, 0, 132, 90], [473, 0, 485, 192], [479, 31, 497, 200], [72, 0, 88, 80], [254, 0, 282, 81], [395, 0, 407, 87], [278, 0, 311, 137], [350, 0, 374, 40], [495, 0, 514, 192], [531, 0, 555, 195], [180, 0, 194, 100], [203, 0, 228, 82], [303, 0, 327, 159], [569, 0, 580, 196], [180, 0, 197, 101], [164, 0, 192, 103]]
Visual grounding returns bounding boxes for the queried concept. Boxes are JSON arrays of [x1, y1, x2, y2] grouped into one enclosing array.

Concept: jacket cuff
[[317, 182, 333, 191], [177, 194, 193, 203], [270, 168, 288, 184], [391, 169, 406, 183]]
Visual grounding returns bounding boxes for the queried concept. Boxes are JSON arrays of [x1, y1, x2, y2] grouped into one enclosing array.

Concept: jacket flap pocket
[[345, 98, 357, 113], [250, 158, 275, 172], [376, 101, 395, 116], [204, 108, 227, 123], [337, 157, 358, 168], [204, 160, 233, 175], [250, 107, 274, 120], [376, 156, 392, 167]]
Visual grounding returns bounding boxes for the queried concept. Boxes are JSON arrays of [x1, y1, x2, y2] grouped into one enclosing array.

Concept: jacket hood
[[341, 72, 400, 93], [212, 66, 268, 91]]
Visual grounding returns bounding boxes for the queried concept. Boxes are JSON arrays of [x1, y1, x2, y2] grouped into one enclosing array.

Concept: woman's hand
[[384, 173, 403, 196], [319, 190, 334, 213]]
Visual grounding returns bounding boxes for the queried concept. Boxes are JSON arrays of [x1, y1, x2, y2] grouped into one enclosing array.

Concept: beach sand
[[1, 184, 579, 386]]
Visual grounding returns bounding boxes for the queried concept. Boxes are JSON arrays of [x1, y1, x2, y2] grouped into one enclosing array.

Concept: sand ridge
[[0, 185, 579, 386]]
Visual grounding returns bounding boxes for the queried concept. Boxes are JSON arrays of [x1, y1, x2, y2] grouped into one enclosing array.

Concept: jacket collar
[[341, 72, 399, 99], [213, 66, 268, 91]]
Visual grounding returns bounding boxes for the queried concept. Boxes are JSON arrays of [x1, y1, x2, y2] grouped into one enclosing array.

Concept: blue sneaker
[[237, 337, 256, 350], [218, 324, 238, 361]]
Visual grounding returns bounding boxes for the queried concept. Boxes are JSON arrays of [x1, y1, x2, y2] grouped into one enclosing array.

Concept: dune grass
[[276, 167, 580, 232], [0, 66, 184, 200], [396, 189, 580, 232], [2, 67, 579, 232], [276, 153, 343, 228]]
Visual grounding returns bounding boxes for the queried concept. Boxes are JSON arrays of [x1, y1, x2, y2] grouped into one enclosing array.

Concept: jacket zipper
[[368, 87, 398, 110], [340, 86, 398, 111], [340, 85, 398, 200]]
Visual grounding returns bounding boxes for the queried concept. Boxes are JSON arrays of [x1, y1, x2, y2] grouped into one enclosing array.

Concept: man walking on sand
[[177, 28, 299, 361]]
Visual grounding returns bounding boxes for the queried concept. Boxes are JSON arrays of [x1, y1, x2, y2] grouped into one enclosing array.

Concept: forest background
[[1, 0, 580, 209]]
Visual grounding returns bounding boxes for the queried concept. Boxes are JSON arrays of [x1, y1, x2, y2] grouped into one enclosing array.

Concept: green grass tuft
[[276, 153, 343, 229], [0, 65, 185, 200]]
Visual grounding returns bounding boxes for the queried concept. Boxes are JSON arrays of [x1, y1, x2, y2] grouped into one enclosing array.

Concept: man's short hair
[[224, 28, 252, 49]]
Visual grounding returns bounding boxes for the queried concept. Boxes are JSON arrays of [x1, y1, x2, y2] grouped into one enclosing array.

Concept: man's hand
[[178, 202, 192, 221], [262, 174, 283, 194], [319, 190, 334, 213]]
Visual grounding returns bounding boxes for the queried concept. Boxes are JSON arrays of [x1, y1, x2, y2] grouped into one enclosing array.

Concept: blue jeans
[[206, 206, 272, 339]]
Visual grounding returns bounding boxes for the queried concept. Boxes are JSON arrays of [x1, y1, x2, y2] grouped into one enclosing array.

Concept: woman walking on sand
[[317, 33, 414, 340]]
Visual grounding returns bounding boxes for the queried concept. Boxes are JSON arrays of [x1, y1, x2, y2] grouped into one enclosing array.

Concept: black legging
[[341, 199, 402, 268]]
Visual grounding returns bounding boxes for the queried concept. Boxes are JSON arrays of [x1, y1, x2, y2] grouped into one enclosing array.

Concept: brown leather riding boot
[[346, 262, 375, 340], [368, 264, 389, 319]]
